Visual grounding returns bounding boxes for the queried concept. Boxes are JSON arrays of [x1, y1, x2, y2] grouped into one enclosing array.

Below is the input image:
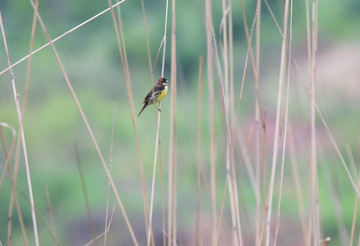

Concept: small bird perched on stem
[[138, 77, 168, 117]]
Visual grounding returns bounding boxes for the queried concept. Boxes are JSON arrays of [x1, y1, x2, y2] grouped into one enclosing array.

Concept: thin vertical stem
[[264, 0, 290, 244], [222, 0, 229, 112], [0, 10, 40, 246], [221, 1, 240, 245], [205, 0, 217, 244], [147, 110, 162, 246], [310, 2, 320, 244], [159, 142, 167, 246], [195, 56, 204, 246], [239, 0, 266, 213], [22, 0, 38, 116], [304, 0, 312, 244], [255, 0, 262, 244], [148, 0, 169, 245], [170, 0, 177, 244], [161, 0, 169, 78], [273, 1, 293, 244], [228, 0, 234, 121], [140, 0, 154, 83]]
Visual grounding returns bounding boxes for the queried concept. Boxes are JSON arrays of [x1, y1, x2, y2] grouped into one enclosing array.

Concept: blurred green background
[[1, 0, 360, 245]]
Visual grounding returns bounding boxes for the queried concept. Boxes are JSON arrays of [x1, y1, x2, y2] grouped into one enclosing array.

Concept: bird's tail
[[138, 104, 147, 117]]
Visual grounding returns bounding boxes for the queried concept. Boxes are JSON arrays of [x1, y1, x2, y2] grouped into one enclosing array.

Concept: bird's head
[[157, 77, 167, 85]]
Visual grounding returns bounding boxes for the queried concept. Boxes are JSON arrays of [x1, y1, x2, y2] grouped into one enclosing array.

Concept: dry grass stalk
[[148, 0, 170, 245], [22, 0, 38, 117], [0, 10, 40, 246], [140, 0, 154, 83], [264, 0, 290, 245], [195, 56, 204, 246], [237, 7, 266, 245], [205, 0, 217, 244], [170, 0, 178, 244], [273, 2, 293, 244], [304, 0, 313, 243], [148, 108, 163, 246], [255, 0, 262, 244], [220, 1, 243, 245], [310, 2, 321, 244], [159, 142, 167, 246]]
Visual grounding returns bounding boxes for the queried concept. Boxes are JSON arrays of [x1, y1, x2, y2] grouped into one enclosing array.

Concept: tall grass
[[0, 0, 359, 245]]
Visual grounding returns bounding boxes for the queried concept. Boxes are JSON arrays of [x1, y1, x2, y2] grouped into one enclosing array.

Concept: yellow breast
[[155, 83, 168, 103]]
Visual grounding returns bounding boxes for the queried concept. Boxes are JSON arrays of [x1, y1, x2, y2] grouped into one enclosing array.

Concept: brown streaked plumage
[[138, 77, 168, 117]]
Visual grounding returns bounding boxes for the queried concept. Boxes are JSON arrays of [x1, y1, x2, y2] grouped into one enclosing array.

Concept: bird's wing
[[143, 90, 153, 104], [148, 84, 164, 102]]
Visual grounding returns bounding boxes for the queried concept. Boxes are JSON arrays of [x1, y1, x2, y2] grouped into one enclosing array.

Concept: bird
[[138, 77, 168, 117]]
